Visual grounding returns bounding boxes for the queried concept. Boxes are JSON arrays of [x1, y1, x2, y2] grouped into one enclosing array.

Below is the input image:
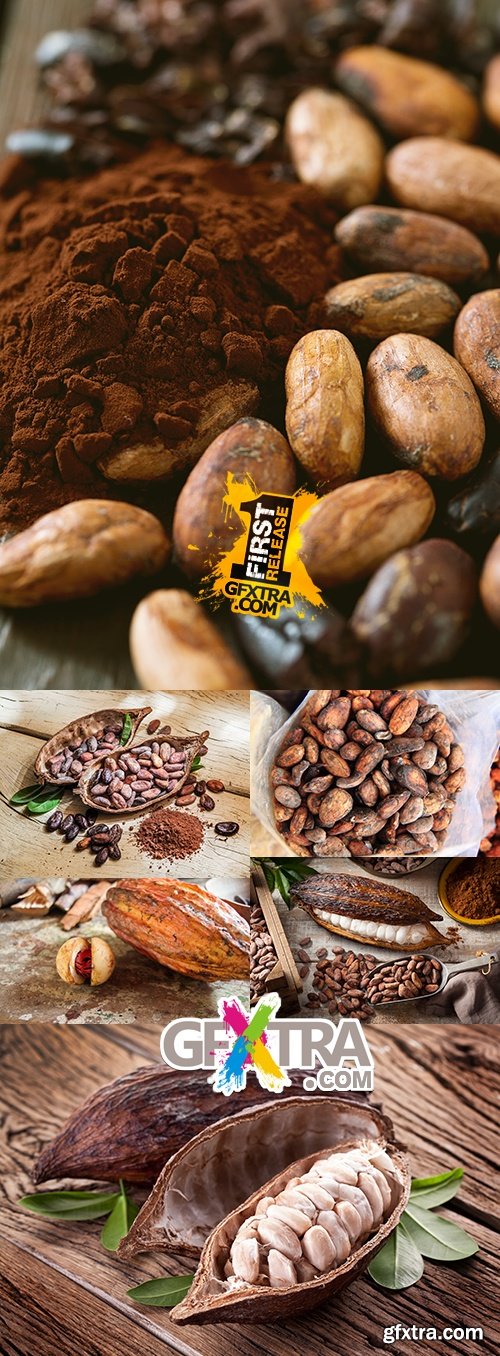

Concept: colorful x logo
[[210, 994, 291, 1096]]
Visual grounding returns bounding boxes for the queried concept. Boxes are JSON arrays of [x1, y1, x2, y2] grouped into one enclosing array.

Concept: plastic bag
[[251, 690, 500, 858]]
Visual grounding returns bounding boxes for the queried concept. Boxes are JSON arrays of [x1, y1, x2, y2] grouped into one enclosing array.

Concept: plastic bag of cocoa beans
[[252, 690, 500, 861]]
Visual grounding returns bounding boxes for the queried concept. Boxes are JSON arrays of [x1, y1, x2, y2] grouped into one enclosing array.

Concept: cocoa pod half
[[33, 1069, 322, 1186], [104, 879, 249, 981], [34, 705, 152, 785]]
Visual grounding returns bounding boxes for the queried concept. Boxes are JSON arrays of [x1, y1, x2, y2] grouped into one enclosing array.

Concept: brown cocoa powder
[[0, 143, 335, 531], [446, 858, 500, 920], [134, 806, 204, 859]]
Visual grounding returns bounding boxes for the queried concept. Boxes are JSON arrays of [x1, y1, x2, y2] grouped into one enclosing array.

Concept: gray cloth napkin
[[424, 962, 500, 1022]]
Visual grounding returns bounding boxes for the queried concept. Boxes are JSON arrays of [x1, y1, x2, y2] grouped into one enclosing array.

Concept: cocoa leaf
[[128, 1275, 194, 1308], [100, 1181, 138, 1251]]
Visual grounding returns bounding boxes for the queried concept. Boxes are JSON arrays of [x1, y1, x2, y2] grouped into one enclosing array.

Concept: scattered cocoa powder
[[0, 143, 336, 532], [446, 858, 500, 920], [134, 806, 204, 860]]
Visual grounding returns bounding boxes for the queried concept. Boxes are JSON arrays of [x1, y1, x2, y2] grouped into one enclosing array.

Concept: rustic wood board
[[0, 689, 250, 878], [0, 1024, 498, 1356]]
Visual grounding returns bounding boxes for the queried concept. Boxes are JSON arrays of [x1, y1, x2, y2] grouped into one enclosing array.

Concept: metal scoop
[[367, 951, 499, 1007]]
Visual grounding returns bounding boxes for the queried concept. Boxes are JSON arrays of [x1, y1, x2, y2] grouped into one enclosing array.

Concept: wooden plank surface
[[0, 689, 250, 879], [0, 0, 90, 148], [0, 1023, 497, 1356]]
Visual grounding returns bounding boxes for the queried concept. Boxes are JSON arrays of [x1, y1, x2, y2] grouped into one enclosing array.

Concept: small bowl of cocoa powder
[[439, 858, 500, 926]]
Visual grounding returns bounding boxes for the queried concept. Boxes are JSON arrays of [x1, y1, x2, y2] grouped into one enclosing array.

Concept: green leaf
[[10, 783, 44, 806], [410, 1168, 463, 1208], [27, 790, 64, 815], [19, 1189, 119, 1222], [100, 1182, 138, 1252], [120, 713, 133, 746], [128, 1275, 194, 1308], [403, 1204, 478, 1262], [368, 1222, 424, 1290], [191, 755, 203, 771]]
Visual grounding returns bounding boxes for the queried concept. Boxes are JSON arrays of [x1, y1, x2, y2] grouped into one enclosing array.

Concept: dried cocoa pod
[[104, 880, 249, 981], [172, 418, 296, 580], [34, 1070, 323, 1188], [324, 273, 461, 342], [335, 46, 478, 141], [285, 89, 384, 211], [290, 875, 447, 950], [171, 1132, 410, 1324], [0, 500, 170, 606], [298, 471, 435, 588], [367, 335, 485, 481], [352, 540, 477, 677], [130, 590, 251, 689], [34, 705, 151, 785], [285, 331, 364, 491], [386, 137, 500, 235], [454, 290, 500, 422], [120, 1098, 395, 1262], [335, 206, 488, 289]]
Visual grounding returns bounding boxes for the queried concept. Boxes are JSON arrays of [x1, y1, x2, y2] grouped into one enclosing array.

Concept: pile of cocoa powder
[[0, 144, 335, 532], [134, 806, 204, 859]]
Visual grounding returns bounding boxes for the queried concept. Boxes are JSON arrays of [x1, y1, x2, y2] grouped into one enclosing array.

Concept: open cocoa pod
[[34, 1068, 336, 1187], [103, 878, 249, 980], [171, 1126, 410, 1325], [291, 873, 450, 951], [77, 727, 209, 814], [34, 706, 152, 785], [120, 1096, 395, 1259]]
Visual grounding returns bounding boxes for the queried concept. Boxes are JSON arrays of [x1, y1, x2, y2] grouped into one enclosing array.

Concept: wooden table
[[0, 689, 250, 879], [0, 1023, 498, 1356]]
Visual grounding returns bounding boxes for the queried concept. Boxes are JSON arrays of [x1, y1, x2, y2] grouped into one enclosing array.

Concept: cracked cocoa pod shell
[[33, 1067, 325, 1186], [290, 874, 449, 951], [77, 726, 208, 813], [366, 334, 485, 481], [453, 290, 500, 422], [103, 879, 249, 980], [324, 272, 461, 342], [120, 1096, 394, 1260], [34, 705, 152, 785], [334, 206, 489, 289], [351, 540, 477, 677], [170, 1123, 410, 1324], [335, 46, 479, 142], [385, 137, 500, 235]]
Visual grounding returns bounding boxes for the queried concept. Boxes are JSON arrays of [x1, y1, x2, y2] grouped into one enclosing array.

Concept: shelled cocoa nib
[[365, 955, 443, 1003], [250, 900, 278, 1002]]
